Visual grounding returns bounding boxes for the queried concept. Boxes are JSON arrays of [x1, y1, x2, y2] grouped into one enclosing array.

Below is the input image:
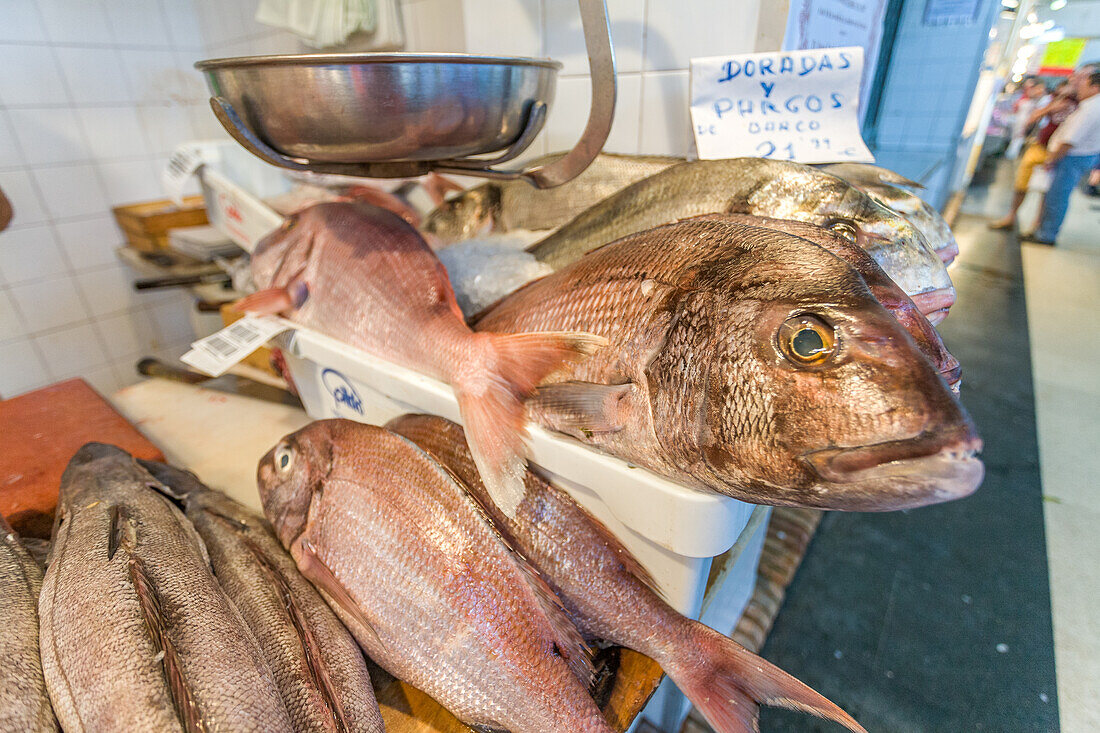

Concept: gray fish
[[20, 536, 51, 571], [0, 515, 57, 732], [139, 460, 385, 733], [423, 152, 681, 245], [39, 443, 293, 732], [820, 163, 958, 265], [526, 158, 956, 324], [258, 420, 616, 733], [389, 413, 867, 733], [816, 162, 922, 190], [479, 218, 983, 511]]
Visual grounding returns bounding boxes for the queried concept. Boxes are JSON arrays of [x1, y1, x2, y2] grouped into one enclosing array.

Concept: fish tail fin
[[454, 331, 606, 518], [665, 621, 865, 733]]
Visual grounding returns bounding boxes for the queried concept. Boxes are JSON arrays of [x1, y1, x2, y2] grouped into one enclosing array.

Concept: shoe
[[987, 218, 1016, 230], [1019, 232, 1055, 246]]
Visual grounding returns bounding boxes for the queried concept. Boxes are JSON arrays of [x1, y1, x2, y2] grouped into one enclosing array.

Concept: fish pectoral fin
[[234, 277, 309, 316], [295, 538, 384, 649], [530, 382, 634, 438]]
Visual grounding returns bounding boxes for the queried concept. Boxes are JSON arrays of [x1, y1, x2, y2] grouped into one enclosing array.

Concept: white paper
[[782, 0, 887, 119], [181, 315, 292, 377], [690, 47, 874, 165], [162, 144, 204, 206]]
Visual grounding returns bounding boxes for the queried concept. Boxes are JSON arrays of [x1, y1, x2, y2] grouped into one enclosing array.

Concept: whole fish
[[423, 152, 681, 245], [389, 413, 867, 733], [257, 420, 615, 733], [820, 163, 959, 265], [526, 158, 956, 324], [0, 515, 57, 732], [139, 460, 385, 733], [479, 218, 983, 511], [700, 213, 961, 389], [238, 201, 604, 516], [39, 443, 293, 732]]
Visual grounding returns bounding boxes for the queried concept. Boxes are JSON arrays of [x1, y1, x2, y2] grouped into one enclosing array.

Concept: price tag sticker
[[181, 315, 293, 377], [690, 46, 874, 164], [162, 144, 205, 205]]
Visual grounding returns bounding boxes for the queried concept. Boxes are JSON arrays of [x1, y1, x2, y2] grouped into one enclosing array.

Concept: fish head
[[811, 187, 955, 320], [657, 232, 982, 510], [257, 421, 337, 549], [422, 184, 501, 244]]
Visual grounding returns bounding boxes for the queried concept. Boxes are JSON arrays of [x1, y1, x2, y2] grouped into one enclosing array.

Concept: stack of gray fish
[[4, 443, 385, 733]]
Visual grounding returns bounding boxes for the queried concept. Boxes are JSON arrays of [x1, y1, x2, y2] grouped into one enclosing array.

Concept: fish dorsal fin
[[108, 504, 137, 560], [295, 538, 384, 650], [530, 382, 634, 438], [511, 550, 596, 689], [129, 555, 206, 732], [239, 533, 351, 730]]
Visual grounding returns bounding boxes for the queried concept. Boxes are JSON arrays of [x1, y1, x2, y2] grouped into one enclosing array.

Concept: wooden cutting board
[[0, 379, 163, 536]]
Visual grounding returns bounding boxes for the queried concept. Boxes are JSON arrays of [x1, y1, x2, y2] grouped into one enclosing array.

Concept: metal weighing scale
[[196, 0, 616, 189]]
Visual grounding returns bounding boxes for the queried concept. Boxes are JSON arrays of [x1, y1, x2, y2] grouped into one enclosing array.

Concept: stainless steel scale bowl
[[197, 0, 615, 189]]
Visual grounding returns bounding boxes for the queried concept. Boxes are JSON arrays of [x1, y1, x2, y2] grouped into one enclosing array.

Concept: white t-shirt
[[1049, 94, 1100, 156]]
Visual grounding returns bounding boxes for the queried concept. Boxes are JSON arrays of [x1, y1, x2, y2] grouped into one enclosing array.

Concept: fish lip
[[909, 287, 956, 318], [937, 241, 960, 264], [804, 431, 982, 483], [801, 433, 984, 509]]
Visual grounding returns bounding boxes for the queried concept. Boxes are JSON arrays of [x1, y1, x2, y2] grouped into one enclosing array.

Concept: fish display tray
[[195, 141, 289, 251], [278, 325, 757, 617]]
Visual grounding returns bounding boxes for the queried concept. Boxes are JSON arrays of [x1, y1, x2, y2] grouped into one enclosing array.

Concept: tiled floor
[[1022, 243, 1100, 733], [969, 159, 1100, 733]]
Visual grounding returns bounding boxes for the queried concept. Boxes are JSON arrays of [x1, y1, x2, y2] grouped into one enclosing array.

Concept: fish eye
[[274, 444, 294, 475], [826, 219, 858, 243], [777, 314, 838, 366]]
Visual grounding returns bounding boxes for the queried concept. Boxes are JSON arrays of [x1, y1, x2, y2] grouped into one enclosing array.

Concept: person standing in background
[[1023, 70, 1100, 246], [989, 80, 1078, 230], [1006, 78, 1048, 159]]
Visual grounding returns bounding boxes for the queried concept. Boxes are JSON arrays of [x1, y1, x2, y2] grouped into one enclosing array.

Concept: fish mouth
[[936, 241, 960, 264], [802, 432, 983, 510], [909, 287, 955, 325], [938, 353, 962, 391]]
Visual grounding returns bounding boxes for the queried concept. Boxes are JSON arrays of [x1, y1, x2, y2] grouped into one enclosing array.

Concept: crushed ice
[[437, 229, 552, 317]]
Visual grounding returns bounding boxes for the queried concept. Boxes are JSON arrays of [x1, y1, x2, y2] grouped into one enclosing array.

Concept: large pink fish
[[238, 202, 603, 516], [389, 413, 868, 733], [258, 419, 615, 733]]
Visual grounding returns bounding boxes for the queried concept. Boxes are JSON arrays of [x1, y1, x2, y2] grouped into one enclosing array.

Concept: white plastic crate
[[194, 141, 289, 251], [277, 325, 757, 617]]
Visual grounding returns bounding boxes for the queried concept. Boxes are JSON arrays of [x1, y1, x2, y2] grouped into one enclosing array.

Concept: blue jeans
[[1036, 153, 1100, 241]]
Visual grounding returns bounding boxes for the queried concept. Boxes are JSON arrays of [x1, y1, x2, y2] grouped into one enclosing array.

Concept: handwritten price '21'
[[755, 138, 860, 159]]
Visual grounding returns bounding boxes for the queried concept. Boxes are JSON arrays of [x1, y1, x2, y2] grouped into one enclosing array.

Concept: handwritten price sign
[[690, 46, 874, 164]]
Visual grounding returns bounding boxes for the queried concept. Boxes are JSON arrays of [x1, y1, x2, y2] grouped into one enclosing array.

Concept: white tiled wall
[[462, 0, 767, 159], [0, 0, 227, 399]]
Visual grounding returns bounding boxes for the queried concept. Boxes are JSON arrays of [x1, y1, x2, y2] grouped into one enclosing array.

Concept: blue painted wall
[[868, 0, 1002, 208]]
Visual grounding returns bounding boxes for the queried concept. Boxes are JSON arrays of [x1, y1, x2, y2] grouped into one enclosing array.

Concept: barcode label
[[162, 144, 203, 205], [180, 315, 292, 376]]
